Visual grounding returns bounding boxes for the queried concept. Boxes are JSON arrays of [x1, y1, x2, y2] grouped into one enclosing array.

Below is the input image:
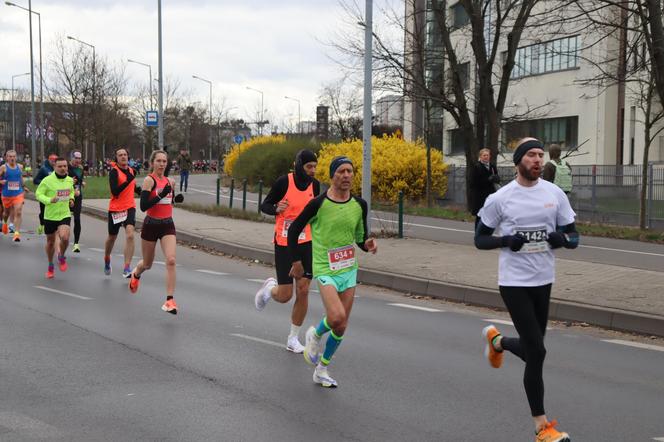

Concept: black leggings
[[499, 284, 552, 417], [72, 196, 82, 243]]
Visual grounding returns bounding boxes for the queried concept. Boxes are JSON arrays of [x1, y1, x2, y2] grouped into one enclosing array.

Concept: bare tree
[[318, 75, 364, 140]]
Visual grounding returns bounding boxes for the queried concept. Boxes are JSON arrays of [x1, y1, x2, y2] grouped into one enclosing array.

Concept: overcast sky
[[1, 0, 378, 131]]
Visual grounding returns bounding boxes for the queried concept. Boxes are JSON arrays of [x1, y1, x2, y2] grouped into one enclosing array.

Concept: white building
[[403, 0, 664, 166], [375, 95, 404, 127]]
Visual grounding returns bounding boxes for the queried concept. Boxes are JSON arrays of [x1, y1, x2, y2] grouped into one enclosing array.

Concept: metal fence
[[444, 164, 664, 229]]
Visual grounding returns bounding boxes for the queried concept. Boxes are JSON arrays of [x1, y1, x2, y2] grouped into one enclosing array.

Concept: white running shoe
[[303, 326, 322, 366], [286, 336, 305, 354], [313, 364, 338, 388], [254, 277, 276, 311]]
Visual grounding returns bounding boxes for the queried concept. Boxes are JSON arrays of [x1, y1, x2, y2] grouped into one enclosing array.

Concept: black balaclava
[[294, 149, 317, 187]]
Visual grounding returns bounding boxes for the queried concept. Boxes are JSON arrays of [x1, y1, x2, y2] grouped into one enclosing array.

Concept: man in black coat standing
[[469, 148, 500, 228]]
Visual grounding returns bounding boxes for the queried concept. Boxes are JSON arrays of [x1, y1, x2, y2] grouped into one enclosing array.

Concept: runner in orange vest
[[103, 147, 141, 277], [255, 150, 320, 353]]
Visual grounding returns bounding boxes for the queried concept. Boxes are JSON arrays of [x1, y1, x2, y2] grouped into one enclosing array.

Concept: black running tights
[[499, 284, 552, 417]]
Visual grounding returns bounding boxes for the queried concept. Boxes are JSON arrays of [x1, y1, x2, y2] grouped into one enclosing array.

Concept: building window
[[503, 116, 578, 151], [448, 128, 467, 155], [450, 3, 469, 30], [510, 36, 579, 79]]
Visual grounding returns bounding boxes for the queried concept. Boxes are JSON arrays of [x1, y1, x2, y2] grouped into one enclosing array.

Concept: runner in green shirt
[[288, 156, 377, 388], [35, 157, 75, 279]]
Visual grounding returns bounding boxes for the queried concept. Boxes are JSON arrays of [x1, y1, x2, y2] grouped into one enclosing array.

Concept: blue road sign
[[233, 135, 243, 144], [146, 111, 158, 127]]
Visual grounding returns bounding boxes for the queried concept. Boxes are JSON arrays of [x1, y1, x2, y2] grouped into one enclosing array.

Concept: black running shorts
[[140, 216, 176, 242], [44, 217, 71, 235], [107, 208, 137, 235], [274, 242, 312, 285]]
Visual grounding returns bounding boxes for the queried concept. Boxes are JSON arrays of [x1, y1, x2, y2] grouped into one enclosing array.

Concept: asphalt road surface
[[180, 173, 664, 272], [0, 207, 662, 441]]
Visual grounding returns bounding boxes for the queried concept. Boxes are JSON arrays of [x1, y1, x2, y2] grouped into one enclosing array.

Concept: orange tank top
[[274, 173, 313, 246], [146, 174, 173, 219], [108, 163, 136, 212]]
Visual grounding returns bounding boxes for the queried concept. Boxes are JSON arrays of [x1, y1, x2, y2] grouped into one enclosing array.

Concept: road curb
[[80, 203, 664, 338]]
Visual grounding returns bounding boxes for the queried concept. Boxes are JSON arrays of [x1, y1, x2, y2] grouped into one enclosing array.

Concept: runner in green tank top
[[288, 156, 377, 388]]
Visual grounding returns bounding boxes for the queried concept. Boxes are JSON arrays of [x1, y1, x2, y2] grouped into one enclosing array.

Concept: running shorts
[[140, 216, 176, 242], [107, 208, 137, 235], [44, 217, 71, 235], [1, 193, 24, 209], [316, 269, 358, 293], [274, 242, 313, 285]]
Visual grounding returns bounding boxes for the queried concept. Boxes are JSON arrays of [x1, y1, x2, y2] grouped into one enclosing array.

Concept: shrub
[[315, 134, 448, 203], [223, 135, 286, 176], [224, 135, 321, 185]]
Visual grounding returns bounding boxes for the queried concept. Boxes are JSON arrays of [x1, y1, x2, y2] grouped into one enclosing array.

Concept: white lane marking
[[652, 437, 664, 441], [603, 339, 664, 353], [189, 187, 259, 204], [247, 278, 266, 283], [89, 247, 104, 252], [373, 218, 664, 258], [33, 285, 93, 300], [195, 269, 229, 276], [231, 333, 283, 348], [388, 303, 442, 312], [153, 261, 180, 267], [484, 319, 514, 326]]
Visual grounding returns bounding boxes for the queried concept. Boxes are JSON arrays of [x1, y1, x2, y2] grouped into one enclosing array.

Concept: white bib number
[[515, 226, 549, 253], [57, 189, 71, 202], [328, 245, 355, 271], [111, 210, 128, 224], [282, 219, 306, 241], [7, 181, 20, 191]]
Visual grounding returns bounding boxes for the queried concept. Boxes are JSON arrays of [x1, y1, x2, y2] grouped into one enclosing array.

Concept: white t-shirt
[[478, 178, 576, 287]]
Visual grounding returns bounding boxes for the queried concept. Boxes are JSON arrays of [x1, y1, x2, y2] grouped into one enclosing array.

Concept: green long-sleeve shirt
[[35, 172, 75, 221]]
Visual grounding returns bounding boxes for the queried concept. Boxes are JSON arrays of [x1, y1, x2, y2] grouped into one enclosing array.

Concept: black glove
[[158, 183, 172, 199], [125, 172, 135, 183], [489, 174, 500, 184], [173, 193, 184, 203], [546, 231, 566, 249], [134, 185, 142, 194], [502, 233, 529, 252]]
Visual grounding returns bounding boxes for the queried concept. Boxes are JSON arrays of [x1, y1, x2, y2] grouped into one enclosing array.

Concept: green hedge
[[231, 136, 320, 185]]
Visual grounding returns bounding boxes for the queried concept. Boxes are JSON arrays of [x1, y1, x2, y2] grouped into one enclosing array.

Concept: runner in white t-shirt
[[475, 138, 578, 442]]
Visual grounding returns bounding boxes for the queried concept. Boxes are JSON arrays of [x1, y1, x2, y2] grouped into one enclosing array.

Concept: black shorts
[[107, 208, 137, 235], [274, 242, 312, 285], [44, 217, 71, 235], [141, 216, 176, 242]]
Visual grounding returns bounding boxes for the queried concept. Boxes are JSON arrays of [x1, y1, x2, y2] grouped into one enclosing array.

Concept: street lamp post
[[246, 86, 264, 135], [67, 35, 95, 162], [128, 58, 153, 156], [284, 95, 301, 134], [6, 1, 45, 160], [192, 75, 213, 163], [11, 72, 30, 151], [157, 0, 164, 149]]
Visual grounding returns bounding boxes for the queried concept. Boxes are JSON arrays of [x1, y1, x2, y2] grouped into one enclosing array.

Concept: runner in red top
[[104, 147, 141, 277], [128, 150, 183, 315], [254, 150, 320, 353]]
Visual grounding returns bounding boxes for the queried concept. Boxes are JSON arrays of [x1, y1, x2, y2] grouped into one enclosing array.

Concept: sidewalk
[[81, 199, 664, 337]]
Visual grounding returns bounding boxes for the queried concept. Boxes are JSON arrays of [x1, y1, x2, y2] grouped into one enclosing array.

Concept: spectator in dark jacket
[[469, 148, 500, 228]]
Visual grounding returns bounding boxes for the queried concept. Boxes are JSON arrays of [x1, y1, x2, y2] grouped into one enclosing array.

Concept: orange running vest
[[108, 163, 136, 212], [274, 173, 313, 246]]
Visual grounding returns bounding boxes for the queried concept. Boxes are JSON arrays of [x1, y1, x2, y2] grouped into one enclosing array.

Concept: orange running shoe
[[58, 255, 67, 272], [1, 223, 8, 235], [535, 420, 570, 442], [161, 298, 178, 315], [45, 264, 55, 279], [12, 232, 20, 242], [482, 324, 503, 368], [128, 272, 140, 294]]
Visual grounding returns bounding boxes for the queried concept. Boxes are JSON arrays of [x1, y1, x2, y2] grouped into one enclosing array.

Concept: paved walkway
[[81, 198, 664, 319]]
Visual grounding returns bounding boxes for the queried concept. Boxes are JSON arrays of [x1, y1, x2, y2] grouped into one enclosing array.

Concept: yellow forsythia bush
[[316, 134, 448, 203], [224, 135, 287, 176]]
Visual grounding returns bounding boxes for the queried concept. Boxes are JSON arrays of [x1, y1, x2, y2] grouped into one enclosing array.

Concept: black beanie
[[513, 139, 544, 165], [329, 156, 353, 178]]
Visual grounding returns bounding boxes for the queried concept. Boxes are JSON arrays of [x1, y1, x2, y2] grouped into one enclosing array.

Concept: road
[[0, 206, 663, 441], [179, 173, 664, 272]]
